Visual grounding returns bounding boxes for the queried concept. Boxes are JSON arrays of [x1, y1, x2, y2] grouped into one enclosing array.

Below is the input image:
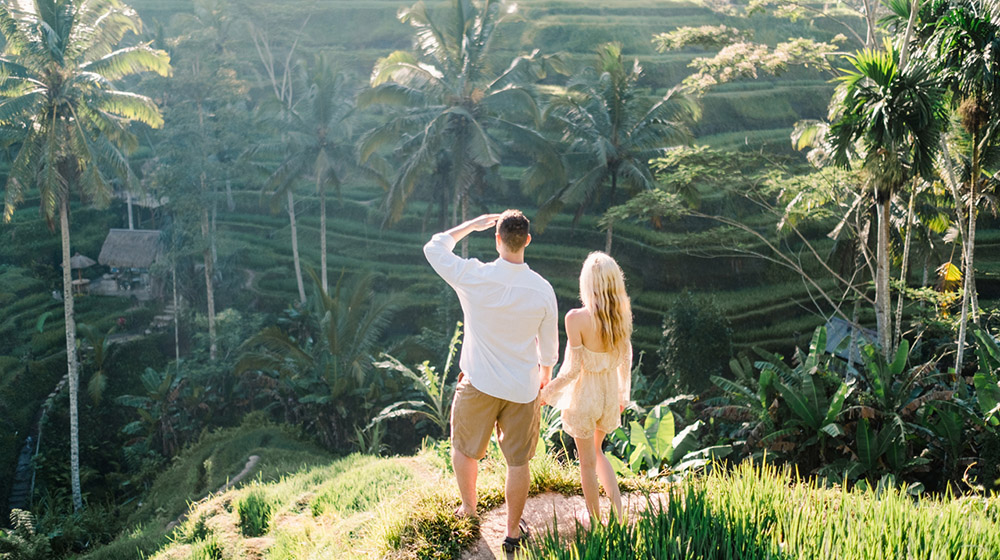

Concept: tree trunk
[[60, 199, 83, 512], [211, 194, 218, 268], [438, 180, 447, 231], [318, 174, 328, 294], [605, 171, 618, 254], [955, 129, 981, 372], [863, 0, 879, 48], [894, 182, 917, 347], [898, 0, 920, 70], [460, 184, 469, 258], [288, 188, 306, 304], [876, 199, 892, 358], [126, 191, 134, 230], [201, 208, 217, 361], [173, 263, 180, 372], [922, 252, 930, 288], [849, 298, 860, 370]]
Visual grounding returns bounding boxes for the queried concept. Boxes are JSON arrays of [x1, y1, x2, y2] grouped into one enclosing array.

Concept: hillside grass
[[81, 426, 587, 560], [524, 461, 1000, 560], [80, 436, 1000, 560]]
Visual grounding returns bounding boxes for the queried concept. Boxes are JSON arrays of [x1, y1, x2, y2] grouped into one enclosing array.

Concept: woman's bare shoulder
[[565, 307, 590, 321], [565, 307, 591, 328]]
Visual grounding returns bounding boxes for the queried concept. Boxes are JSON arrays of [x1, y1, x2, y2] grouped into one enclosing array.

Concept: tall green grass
[[524, 461, 1000, 559]]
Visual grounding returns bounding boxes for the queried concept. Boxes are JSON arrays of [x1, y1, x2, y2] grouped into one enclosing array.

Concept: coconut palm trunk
[[318, 173, 328, 294], [967, 157, 979, 324], [201, 207, 217, 361], [173, 263, 181, 370], [894, 182, 918, 347], [605, 171, 619, 253], [288, 188, 307, 304], [891, 0, 921, 349], [955, 135, 979, 372], [461, 186, 470, 258], [876, 199, 893, 357], [59, 199, 83, 512]]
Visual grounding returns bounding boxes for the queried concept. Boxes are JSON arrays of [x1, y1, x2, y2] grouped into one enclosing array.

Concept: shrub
[[237, 488, 273, 538], [74, 528, 163, 560], [190, 535, 225, 560], [658, 290, 732, 394], [176, 513, 211, 544], [0, 510, 53, 560]]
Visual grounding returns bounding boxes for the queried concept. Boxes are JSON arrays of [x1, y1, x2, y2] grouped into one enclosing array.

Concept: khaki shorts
[[450, 373, 540, 467]]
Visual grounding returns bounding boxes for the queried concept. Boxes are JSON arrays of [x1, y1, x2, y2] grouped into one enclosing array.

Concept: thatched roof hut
[[98, 229, 162, 269]]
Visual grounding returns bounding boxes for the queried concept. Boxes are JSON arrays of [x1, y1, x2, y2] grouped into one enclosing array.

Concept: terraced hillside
[[131, 0, 840, 150], [7, 0, 997, 379], [113, 0, 867, 353]]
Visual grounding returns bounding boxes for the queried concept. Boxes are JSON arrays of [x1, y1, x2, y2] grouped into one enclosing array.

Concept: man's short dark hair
[[497, 209, 529, 252]]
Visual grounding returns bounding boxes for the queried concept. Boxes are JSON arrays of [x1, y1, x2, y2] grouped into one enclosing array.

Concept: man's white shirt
[[424, 232, 559, 403]]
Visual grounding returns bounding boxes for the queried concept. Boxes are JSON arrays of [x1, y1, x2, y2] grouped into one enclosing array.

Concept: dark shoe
[[501, 519, 530, 553]]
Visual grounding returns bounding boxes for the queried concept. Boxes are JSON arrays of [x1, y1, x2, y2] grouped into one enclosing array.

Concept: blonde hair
[[579, 252, 632, 357]]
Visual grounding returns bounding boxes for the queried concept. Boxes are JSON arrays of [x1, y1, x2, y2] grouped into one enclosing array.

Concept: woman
[[541, 251, 632, 522]]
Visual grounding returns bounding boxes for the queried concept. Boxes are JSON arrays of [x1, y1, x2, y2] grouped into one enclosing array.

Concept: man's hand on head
[[443, 213, 502, 244], [469, 213, 501, 232]]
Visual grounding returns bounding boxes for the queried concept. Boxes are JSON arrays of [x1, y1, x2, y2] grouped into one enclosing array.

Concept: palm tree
[[829, 43, 943, 357], [263, 56, 362, 295], [541, 42, 697, 253], [235, 271, 395, 449], [358, 0, 564, 250], [0, 0, 169, 511], [167, 0, 246, 357], [924, 0, 1000, 370]]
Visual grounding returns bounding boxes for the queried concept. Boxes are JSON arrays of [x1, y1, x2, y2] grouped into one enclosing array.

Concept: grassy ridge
[[82, 436, 1000, 560]]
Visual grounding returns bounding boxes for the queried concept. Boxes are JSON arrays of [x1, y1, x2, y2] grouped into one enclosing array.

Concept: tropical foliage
[[1, 0, 1000, 558], [234, 272, 396, 449], [0, 0, 170, 511], [359, 0, 565, 232], [540, 42, 697, 252]]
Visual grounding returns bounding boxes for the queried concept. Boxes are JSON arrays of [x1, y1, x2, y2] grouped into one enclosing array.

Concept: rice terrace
[[1, 0, 1000, 559]]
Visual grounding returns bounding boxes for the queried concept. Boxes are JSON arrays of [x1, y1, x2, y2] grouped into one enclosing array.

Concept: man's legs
[[505, 463, 531, 538], [452, 446, 478, 517], [496, 396, 541, 540]]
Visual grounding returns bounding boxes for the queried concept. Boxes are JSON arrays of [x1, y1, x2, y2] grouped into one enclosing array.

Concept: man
[[423, 209, 559, 552]]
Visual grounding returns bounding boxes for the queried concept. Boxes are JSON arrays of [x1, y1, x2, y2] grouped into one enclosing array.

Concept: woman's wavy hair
[[579, 251, 632, 357]]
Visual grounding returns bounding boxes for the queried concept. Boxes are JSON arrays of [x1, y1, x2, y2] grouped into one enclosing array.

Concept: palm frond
[[358, 82, 429, 109], [0, 89, 44, 124], [90, 89, 164, 128], [81, 44, 171, 81], [480, 86, 538, 123]]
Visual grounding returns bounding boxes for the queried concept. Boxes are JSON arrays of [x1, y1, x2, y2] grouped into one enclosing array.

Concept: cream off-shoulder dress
[[540, 342, 632, 439]]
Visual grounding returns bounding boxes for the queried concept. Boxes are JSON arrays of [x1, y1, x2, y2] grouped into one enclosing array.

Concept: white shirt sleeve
[[537, 290, 559, 367], [423, 232, 469, 289]]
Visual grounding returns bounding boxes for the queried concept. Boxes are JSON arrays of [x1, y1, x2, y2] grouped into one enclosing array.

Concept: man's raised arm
[[423, 214, 501, 286]]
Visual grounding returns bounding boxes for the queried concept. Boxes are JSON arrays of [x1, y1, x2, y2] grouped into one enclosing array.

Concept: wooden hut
[[96, 229, 163, 298]]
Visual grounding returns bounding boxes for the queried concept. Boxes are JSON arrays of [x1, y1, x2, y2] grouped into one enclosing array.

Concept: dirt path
[[461, 491, 665, 559]]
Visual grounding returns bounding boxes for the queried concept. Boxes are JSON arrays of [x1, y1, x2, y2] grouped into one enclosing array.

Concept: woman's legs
[[573, 434, 601, 519], [574, 429, 622, 521], [593, 429, 622, 518]]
